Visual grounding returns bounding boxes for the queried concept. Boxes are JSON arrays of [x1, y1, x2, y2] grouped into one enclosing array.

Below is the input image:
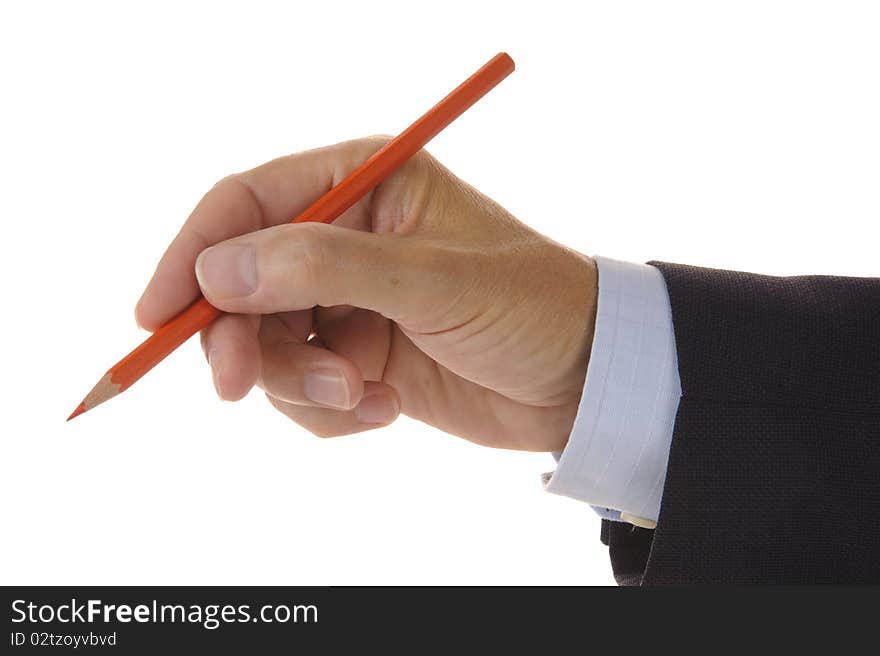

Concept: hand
[[136, 137, 597, 451]]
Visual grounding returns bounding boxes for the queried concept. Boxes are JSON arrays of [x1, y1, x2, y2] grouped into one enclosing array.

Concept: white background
[[1, 1, 877, 585]]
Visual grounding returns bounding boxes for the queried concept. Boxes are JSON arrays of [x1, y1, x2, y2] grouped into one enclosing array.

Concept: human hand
[[136, 137, 597, 451]]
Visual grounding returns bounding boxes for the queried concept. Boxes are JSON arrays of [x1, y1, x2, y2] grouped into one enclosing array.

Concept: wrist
[[541, 252, 598, 452]]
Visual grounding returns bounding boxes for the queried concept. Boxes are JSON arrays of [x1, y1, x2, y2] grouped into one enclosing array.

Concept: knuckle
[[409, 144, 437, 169], [211, 172, 239, 190], [353, 135, 393, 160], [307, 425, 340, 439], [364, 134, 394, 147], [265, 392, 339, 438], [266, 224, 330, 302], [265, 391, 287, 411], [400, 148, 437, 189], [291, 224, 330, 289]]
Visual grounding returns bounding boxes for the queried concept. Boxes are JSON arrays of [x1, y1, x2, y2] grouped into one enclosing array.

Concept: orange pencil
[[68, 52, 515, 421]]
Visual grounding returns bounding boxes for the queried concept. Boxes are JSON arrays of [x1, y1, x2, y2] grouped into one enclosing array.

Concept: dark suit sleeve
[[601, 262, 880, 584]]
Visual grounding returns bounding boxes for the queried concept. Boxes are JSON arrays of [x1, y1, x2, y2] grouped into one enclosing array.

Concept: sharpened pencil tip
[[67, 402, 86, 422], [67, 373, 122, 422]]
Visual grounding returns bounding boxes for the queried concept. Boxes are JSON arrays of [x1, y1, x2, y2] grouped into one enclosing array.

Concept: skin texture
[[136, 137, 598, 452]]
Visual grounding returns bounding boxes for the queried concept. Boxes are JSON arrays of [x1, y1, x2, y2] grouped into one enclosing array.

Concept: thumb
[[195, 222, 458, 323]]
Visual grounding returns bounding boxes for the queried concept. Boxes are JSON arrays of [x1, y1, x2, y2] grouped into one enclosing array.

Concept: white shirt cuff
[[544, 256, 682, 524]]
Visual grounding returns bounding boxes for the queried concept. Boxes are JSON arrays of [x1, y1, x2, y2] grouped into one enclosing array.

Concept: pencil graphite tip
[[67, 402, 87, 422]]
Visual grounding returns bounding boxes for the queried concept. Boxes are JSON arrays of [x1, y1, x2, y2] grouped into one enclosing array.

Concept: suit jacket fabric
[[602, 262, 880, 584]]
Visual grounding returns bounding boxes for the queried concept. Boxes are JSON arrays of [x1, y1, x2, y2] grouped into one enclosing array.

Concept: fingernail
[[304, 369, 351, 409], [208, 348, 224, 399], [354, 393, 399, 424], [196, 243, 257, 298]]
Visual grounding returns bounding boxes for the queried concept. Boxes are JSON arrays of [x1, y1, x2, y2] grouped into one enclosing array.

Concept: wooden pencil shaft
[[72, 53, 515, 416], [293, 53, 515, 224]]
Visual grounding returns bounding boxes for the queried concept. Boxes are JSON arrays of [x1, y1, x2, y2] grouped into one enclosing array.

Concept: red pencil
[[68, 52, 515, 421]]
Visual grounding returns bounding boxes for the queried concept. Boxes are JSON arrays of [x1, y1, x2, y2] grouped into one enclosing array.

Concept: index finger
[[134, 138, 386, 331]]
